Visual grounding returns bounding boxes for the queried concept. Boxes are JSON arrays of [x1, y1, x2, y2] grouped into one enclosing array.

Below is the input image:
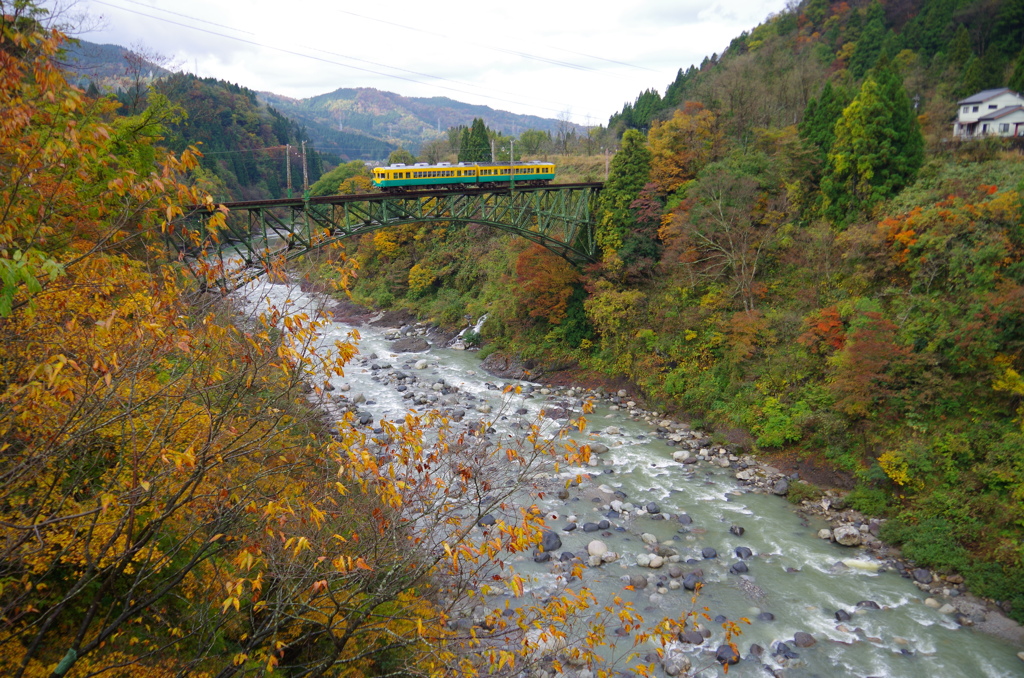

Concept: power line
[[333, 9, 658, 76], [87, 0, 578, 116], [106, 0, 255, 35]]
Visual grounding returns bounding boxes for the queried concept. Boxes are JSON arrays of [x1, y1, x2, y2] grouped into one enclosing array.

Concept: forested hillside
[[65, 44, 330, 201], [337, 0, 1024, 620]]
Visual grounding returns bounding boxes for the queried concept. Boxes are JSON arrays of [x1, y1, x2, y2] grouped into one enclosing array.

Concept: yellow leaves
[[221, 596, 241, 614], [508, 575, 525, 597]]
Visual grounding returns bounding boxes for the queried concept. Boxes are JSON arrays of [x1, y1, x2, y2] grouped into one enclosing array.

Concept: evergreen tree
[[1010, 48, 1024, 93], [799, 81, 853, 162], [596, 129, 651, 264], [822, 64, 924, 223], [849, 2, 888, 78], [959, 48, 1004, 97], [949, 24, 973, 69], [458, 118, 490, 162]]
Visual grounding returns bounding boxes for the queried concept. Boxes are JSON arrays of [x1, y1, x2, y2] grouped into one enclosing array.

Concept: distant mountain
[[260, 88, 578, 154], [60, 40, 171, 90], [58, 39, 575, 163]]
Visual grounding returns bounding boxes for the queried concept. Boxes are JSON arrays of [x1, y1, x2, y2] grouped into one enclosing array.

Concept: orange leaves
[[514, 243, 581, 325], [797, 306, 846, 354]]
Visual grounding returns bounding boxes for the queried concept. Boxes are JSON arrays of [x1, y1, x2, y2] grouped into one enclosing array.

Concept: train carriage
[[372, 160, 555, 192]]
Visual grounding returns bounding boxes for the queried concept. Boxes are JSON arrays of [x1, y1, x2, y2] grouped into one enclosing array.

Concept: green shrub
[[880, 517, 970, 572], [845, 486, 890, 516], [786, 480, 822, 504]]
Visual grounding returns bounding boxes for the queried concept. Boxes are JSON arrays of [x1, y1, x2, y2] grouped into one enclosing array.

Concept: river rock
[[856, 600, 881, 610], [604, 426, 621, 435], [413, 359, 428, 369], [648, 555, 664, 568], [818, 528, 832, 540], [563, 522, 577, 532], [913, 568, 933, 584], [924, 598, 941, 609], [683, 573, 701, 591], [729, 561, 749, 574], [668, 564, 684, 578], [525, 628, 567, 656], [539, 530, 561, 552], [772, 478, 789, 496], [590, 443, 609, 454], [793, 632, 816, 648], [677, 514, 693, 525], [835, 609, 852, 622], [636, 554, 651, 567], [641, 532, 658, 545], [938, 604, 956, 614], [628, 574, 648, 589], [730, 525, 745, 537], [478, 514, 497, 527], [475, 403, 492, 414], [673, 450, 691, 462], [716, 645, 740, 666], [588, 540, 608, 557], [602, 551, 619, 563], [735, 546, 752, 559], [583, 522, 600, 533], [588, 554, 603, 567], [662, 644, 691, 676], [702, 547, 717, 559], [646, 501, 661, 514], [392, 337, 429, 352], [678, 629, 704, 645], [833, 525, 862, 546]]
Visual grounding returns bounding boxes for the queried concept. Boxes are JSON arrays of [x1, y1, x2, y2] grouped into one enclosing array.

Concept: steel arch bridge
[[170, 183, 603, 291]]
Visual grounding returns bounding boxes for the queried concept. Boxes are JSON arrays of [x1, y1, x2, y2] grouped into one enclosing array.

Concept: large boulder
[[833, 525, 862, 546], [391, 337, 429, 352]]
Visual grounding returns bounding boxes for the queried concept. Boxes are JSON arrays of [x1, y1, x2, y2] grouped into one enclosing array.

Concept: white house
[[954, 88, 1024, 138]]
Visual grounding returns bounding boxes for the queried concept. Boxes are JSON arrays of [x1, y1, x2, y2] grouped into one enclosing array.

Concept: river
[[235, 275, 1024, 678]]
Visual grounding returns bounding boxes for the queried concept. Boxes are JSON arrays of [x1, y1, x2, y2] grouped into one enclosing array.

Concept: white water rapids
[[233, 274, 1024, 678]]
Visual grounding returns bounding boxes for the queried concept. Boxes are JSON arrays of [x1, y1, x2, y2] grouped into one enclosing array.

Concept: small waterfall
[[449, 313, 488, 350]]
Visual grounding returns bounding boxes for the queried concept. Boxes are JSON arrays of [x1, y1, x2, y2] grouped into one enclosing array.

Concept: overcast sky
[[67, 0, 791, 125]]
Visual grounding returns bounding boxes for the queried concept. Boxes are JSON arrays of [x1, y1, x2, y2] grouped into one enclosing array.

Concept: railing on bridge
[[170, 183, 603, 291]]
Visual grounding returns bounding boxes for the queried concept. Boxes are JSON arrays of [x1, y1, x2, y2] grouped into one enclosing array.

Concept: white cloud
[[68, 0, 790, 124]]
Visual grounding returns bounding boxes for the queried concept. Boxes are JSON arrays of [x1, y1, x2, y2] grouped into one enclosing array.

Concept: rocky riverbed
[[247, 282, 1024, 677]]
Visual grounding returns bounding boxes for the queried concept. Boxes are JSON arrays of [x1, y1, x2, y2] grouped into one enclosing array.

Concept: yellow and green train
[[371, 160, 555, 192]]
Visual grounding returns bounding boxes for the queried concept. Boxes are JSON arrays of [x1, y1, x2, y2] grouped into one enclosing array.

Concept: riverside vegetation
[[1, 3, 756, 676], [326, 0, 1024, 625]]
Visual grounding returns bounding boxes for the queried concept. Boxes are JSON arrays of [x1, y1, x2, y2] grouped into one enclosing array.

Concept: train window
[[406, 172, 410, 178]]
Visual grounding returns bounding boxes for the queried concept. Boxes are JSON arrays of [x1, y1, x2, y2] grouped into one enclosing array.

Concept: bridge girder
[[171, 184, 602, 291]]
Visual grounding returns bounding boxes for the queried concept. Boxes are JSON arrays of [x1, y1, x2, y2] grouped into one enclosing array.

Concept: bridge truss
[[170, 183, 603, 291]]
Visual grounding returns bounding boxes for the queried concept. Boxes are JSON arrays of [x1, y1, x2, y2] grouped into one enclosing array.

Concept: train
[[371, 160, 556, 192]]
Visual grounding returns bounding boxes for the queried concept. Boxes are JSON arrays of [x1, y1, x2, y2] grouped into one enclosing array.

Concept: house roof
[[978, 105, 1024, 121], [958, 88, 1020, 105]]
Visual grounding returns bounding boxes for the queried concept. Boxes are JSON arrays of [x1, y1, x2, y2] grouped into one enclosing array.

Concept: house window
[[999, 123, 1010, 132], [989, 104, 998, 109], [982, 124, 988, 132], [962, 106, 969, 113], [973, 106, 979, 112]]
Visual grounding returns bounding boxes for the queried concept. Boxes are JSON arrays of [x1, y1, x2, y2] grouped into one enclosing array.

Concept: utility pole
[[509, 139, 515, 192], [490, 139, 495, 163], [301, 141, 309, 197], [285, 144, 292, 198]]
